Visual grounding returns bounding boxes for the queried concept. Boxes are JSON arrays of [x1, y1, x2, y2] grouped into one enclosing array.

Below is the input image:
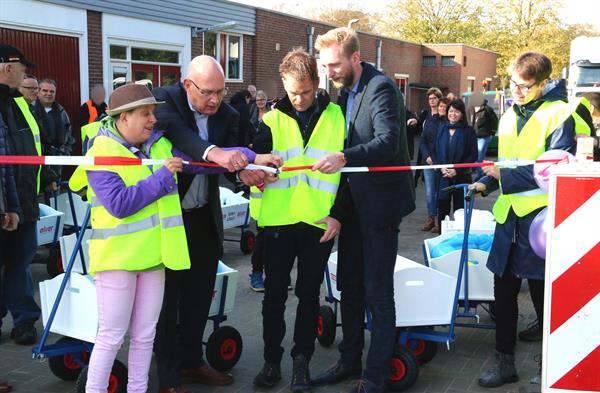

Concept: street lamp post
[[347, 18, 359, 29]]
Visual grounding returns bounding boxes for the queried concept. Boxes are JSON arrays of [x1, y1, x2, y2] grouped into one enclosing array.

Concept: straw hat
[[107, 83, 164, 116]]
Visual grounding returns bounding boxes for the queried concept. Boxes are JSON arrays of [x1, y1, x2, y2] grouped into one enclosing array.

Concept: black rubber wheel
[[317, 305, 336, 347], [240, 231, 255, 254], [407, 337, 438, 366], [206, 326, 243, 372], [387, 345, 419, 391], [46, 247, 63, 278], [76, 359, 128, 393], [48, 337, 89, 380]]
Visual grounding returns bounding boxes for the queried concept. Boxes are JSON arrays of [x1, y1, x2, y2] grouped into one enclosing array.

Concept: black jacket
[[33, 99, 74, 155], [229, 91, 252, 146], [1, 87, 57, 222], [79, 100, 107, 127], [152, 82, 240, 257], [334, 62, 415, 226], [0, 85, 21, 218], [470, 102, 498, 137]]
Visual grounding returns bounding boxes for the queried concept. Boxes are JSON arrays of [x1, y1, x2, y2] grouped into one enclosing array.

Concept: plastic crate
[[37, 204, 65, 246]]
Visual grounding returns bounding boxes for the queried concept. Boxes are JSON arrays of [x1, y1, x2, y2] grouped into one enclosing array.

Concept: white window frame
[[225, 33, 243, 82]]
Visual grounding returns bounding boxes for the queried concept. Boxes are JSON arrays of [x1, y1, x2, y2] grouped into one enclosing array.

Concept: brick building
[[1, 0, 497, 145]]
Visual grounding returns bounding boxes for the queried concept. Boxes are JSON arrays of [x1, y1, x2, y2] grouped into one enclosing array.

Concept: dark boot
[[291, 355, 310, 393], [254, 362, 281, 388], [519, 319, 542, 342], [421, 216, 435, 231], [478, 350, 519, 388]]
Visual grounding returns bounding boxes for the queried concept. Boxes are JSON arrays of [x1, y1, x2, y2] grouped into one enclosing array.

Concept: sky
[[230, 0, 600, 33]]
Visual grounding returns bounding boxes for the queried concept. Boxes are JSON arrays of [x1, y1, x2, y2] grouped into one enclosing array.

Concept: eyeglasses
[[21, 86, 39, 91], [509, 78, 538, 93], [256, 99, 266, 102], [187, 79, 228, 99]]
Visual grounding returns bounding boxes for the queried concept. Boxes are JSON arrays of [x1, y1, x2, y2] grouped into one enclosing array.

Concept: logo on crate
[[545, 176, 600, 392], [467, 260, 479, 267], [39, 225, 54, 234], [330, 273, 337, 283]]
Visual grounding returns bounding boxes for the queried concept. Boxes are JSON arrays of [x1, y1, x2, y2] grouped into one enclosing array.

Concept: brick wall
[[87, 10, 103, 92]]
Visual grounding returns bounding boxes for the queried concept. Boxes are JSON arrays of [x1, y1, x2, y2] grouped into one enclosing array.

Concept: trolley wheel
[[387, 345, 419, 391], [76, 359, 128, 393], [206, 326, 243, 372], [48, 337, 89, 380], [407, 338, 437, 365], [46, 247, 63, 278], [240, 231, 255, 254], [317, 305, 336, 347]]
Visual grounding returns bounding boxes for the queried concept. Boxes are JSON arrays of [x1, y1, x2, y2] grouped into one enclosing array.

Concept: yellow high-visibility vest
[[70, 134, 190, 274], [13, 97, 41, 193], [493, 99, 591, 223], [250, 102, 345, 229]]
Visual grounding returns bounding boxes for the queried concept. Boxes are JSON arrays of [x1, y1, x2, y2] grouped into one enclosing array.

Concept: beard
[[331, 68, 355, 90]]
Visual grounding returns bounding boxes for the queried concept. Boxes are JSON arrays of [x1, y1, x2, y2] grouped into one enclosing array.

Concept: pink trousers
[[85, 269, 165, 393]]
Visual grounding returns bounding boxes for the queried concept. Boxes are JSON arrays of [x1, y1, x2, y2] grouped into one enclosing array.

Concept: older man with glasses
[[18, 75, 39, 105], [152, 56, 268, 393]]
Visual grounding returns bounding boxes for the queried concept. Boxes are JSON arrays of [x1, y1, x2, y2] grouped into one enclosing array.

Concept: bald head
[[184, 55, 227, 116]]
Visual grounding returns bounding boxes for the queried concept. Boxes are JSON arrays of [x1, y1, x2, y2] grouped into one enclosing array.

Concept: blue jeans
[[476, 136, 493, 179], [337, 211, 400, 389], [0, 221, 41, 329], [423, 168, 438, 217]]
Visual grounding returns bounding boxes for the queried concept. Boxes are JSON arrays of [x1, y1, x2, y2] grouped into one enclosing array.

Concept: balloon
[[529, 207, 549, 259], [533, 150, 575, 192]]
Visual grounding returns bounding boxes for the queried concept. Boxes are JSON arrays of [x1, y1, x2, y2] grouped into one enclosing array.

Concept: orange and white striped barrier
[[544, 162, 600, 393]]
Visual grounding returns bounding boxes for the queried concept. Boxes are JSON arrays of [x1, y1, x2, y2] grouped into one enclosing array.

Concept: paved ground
[[0, 170, 543, 393]]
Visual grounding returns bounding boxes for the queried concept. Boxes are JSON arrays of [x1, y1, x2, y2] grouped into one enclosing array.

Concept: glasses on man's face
[[21, 86, 39, 91], [509, 78, 538, 94], [187, 79, 228, 99]]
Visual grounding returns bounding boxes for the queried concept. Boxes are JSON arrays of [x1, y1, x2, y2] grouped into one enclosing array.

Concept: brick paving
[[0, 174, 542, 393]]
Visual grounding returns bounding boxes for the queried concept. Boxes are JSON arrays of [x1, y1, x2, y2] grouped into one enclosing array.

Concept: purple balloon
[[529, 207, 549, 259], [533, 150, 575, 192]]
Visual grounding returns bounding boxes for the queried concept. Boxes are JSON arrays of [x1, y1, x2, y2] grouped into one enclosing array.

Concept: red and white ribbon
[[0, 155, 565, 174]]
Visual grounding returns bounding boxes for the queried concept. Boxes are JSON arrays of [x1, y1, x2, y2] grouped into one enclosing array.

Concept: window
[[108, 43, 181, 92], [422, 56, 436, 67], [468, 78, 475, 92], [463, 56, 467, 66], [203, 32, 243, 81], [441, 56, 455, 66]]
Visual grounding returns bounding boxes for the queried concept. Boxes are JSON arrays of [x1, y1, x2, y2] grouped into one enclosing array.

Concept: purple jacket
[[87, 128, 255, 219]]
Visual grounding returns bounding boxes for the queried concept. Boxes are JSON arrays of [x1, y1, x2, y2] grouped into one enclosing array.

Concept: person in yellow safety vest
[[68, 83, 281, 393], [471, 52, 592, 391], [581, 92, 600, 160], [79, 84, 107, 127], [250, 48, 345, 392], [80, 116, 107, 154], [1, 44, 59, 351]]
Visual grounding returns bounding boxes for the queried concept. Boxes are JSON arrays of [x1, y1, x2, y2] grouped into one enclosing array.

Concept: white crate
[[39, 272, 98, 343], [37, 204, 65, 246], [424, 233, 494, 301], [325, 252, 457, 327], [53, 192, 91, 228], [60, 230, 91, 275], [441, 208, 496, 235], [208, 261, 238, 317], [219, 187, 249, 229]]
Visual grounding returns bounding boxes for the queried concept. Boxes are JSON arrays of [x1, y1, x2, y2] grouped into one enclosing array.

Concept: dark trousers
[[0, 221, 41, 329], [251, 227, 265, 273], [437, 173, 471, 225], [154, 206, 220, 388], [494, 272, 544, 355], [262, 223, 333, 364], [337, 209, 400, 388]]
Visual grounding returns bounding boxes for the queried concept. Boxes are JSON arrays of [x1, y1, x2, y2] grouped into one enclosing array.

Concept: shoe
[[519, 319, 542, 342], [0, 379, 12, 393], [291, 355, 310, 393], [158, 387, 190, 393], [10, 321, 37, 345], [430, 223, 440, 234], [421, 216, 435, 231], [311, 361, 362, 386], [249, 272, 265, 292], [179, 364, 233, 385], [253, 362, 281, 388], [349, 378, 382, 393], [478, 350, 519, 387]]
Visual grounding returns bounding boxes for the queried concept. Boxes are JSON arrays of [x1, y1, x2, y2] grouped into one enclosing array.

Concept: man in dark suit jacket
[[312, 28, 415, 393], [152, 55, 266, 393]]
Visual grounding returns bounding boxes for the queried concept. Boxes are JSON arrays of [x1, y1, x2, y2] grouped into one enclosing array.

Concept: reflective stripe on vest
[[13, 97, 42, 193], [492, 100, 589, 223], [72, 134, 190, 274], [250, 102, 345, 228]]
